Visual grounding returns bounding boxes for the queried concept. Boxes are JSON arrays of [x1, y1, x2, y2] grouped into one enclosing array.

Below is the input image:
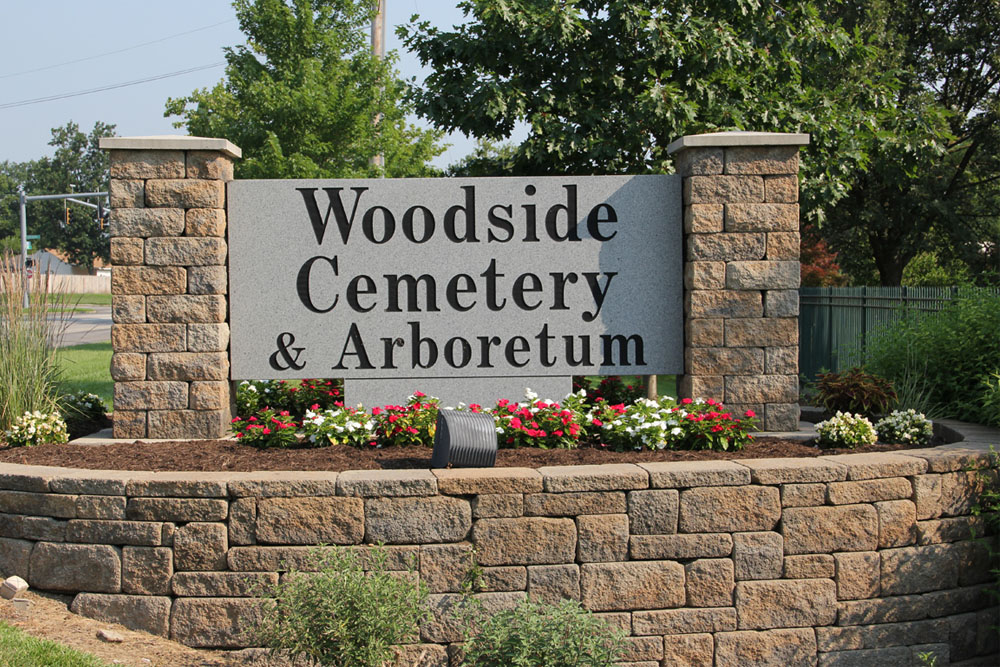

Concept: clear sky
[[0, 1, 499, 169]]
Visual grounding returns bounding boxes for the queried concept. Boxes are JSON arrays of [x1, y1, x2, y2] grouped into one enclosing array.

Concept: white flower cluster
[[815, 411, 877, 448], [4, 410, 69, 447], [301, 407, 375, 447], [587, 396, 690, 450], [875, 409, 933, 445], [62, 391, 106, 419]]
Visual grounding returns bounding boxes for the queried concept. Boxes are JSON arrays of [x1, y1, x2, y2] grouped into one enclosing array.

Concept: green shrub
[[461, 599, 625, 667], [814, 367, 896, 419], [864, 291, 1000, 426], [251, 546, 429, 667], [875, 409, 933, 446]]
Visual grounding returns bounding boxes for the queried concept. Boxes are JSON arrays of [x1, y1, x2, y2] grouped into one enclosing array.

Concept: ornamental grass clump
[[875, 409, 933, 446], [4, 410, 68, 448], [815, 411, 877, 448], [251, 546, 428, 667]]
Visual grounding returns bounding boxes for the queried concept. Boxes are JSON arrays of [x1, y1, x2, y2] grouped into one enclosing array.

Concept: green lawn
[[56, 342, 113, 408], [0, 622, 108, 667], [61, 293, 111, 306]]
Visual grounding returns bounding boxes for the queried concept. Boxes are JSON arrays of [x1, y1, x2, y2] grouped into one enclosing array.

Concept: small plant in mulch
[[874, 409, 933, 446], [372, 392, 440, 447], [231, 408, 298, 448], [490, 389, 590, 449], [58, 391, 109, 439], [815, 367, 897, 419], [814, 411, 878, 448], [300, 404, 376, 448], [3, 410, 69, 448]]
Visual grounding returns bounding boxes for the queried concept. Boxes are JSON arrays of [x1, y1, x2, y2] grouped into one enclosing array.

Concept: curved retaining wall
[[1, 421, 998, 666]]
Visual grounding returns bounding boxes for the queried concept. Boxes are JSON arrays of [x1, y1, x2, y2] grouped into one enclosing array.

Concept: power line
[[0, 19, 236, 80], [0, 62, 226, 110]]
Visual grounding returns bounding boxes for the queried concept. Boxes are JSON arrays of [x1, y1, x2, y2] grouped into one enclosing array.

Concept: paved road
[[50, 306, 112, 347]]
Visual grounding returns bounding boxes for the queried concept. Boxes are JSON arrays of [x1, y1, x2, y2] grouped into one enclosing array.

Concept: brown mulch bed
[[0, 436, 941, 473]]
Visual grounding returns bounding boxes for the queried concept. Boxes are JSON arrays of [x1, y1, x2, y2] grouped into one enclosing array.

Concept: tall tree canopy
[[0, 121, 115, 272], [166, 0, 444, 179]]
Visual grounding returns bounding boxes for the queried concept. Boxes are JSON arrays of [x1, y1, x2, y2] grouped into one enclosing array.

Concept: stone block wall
[[0, 429, 997, 665], [669, 133, 809, 432], [100, 137, 241, 439]]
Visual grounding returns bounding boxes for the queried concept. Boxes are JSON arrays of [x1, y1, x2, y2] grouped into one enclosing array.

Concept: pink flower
[[262, 428, 271, 435], [592, 418, 603, 427], [745, 410, 756, 418], [414, 391, 426, 397], [681, 398, 693, 405]]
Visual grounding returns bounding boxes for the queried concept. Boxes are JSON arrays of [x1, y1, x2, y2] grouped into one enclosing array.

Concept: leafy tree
[[800, 225, 849, 287], [818, 0, 1000, 285], [166, 0, 444, 179], [400, 0, 900, 221]]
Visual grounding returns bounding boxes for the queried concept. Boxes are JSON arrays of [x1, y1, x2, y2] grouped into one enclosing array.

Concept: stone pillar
[[667, 132, 809, 432], [99, 136, 241, 439]]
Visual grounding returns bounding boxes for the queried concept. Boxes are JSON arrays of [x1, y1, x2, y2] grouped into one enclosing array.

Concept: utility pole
[[370, 0, 386, 170], [18, 187, 28, 308]]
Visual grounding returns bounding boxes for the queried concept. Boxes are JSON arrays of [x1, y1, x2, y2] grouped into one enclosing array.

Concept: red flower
[[592, 418, 603, 427], [262, 428, 271, 435], [744, 409, 756, 418], [414, 391, 426, 397], [372, 407, 383, 416], [681, 398, 693, 405], [310, 404, 320, 411]]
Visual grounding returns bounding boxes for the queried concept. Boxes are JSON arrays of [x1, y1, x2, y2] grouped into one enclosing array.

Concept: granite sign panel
[[228, 175, 682, 385]]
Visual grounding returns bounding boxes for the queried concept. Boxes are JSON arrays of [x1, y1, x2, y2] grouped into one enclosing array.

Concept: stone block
[[939, 470, 982, 517], [686, 558, 734, 607], [112, 266, 186, 295], [724, 319, 799, 348], [685, 290, 762, 319], [187, 265, 228, 294], [679, 486, 780, 533], [146, 352, 229, 380], [684, 204, 724, 233], [30, 542, 120, 592], [917, 516, 983, 544], [0, 537, 32, 579], [764, 175, 798, 203], [147, 410, 228, 439], [875, 500, 917, 548], [715, 628, 816, 667], [186, 324, 230, 355], [880, 544, 960, 595], [122, 546, 172, 595], [576, 514, 628, 562], [685, 317, 725, 347], [172, 572, 278, 597], [186, 151, 234, 180], [127, 498, 228, 522], [170, 597, 271, 648], [434, 468, 542, 495], [145, 237, 227, 266], [188, 381, 229, 410], [110, 353, 146, 382], [679, 374, 725, 400], [687, 232, 766, 261], [633, 606, 737, 635], [580, 561, 684, 611], [113, 381, 188, 411], [630, 533, 732, 560], [145, 179, 224, 208], [71, 593, 170, 636], [685, 175, 764, 203], [817, 452, 927, 481], [66, 519, 162, 546], [764, 403, 799, 432], [837, 595, 926, 626], [527, 563, 580, 604], [473, 518, 576, 565], [395, 644, 449, 667], [639, 460, 750, 488], [229, 497, 256, 546], [733, 531, 783, 580], [227, 545, 418, 572], [782, 505, 878, 554], [524, 491, 625, 516], [539, 464, 647, 492], [726, 261, 799, 289], [18, 516, 65, 541], [184, 208, 226, 237], [0, 575, 27, 600], [110, 237, 144, 265], [145, 296, 227, 325], [675, 148, 724, 176], [470, 493, 523, 518], [75, 496, 127, 520], [110, 208, 185, 237], [724, 203, 798, 232], [913, 474, 942, 520], [228, 475, 339, 498], [111, 323, 186, 352], [780, 482, 826, 507], [766, 231, 800, 260], [815, 618, 949, 652], [685, 347, 763, 375], [48, 475, 130, 496], [366, 496, 470, 544], [111, 296, 145, 324], [827, 478, 912, 505], [627, 489, 678, 534], [337, 469, 436, 498], [255, 497, 363, 545], [725, 146, 799, 175], [764, 290, 799, 317], [420, 542, 473, 594], [740, 458, 846, 485], [110, 150, 184, 179], [109, 179, 144, 208], [834, 552, 880, 600], [684, 261, 726, 289], [818, 647, 911, 666], [113, 411, 146, 439], [727, 375, 799, 406], [736, 579, 837, 629], [480, 566, 527, 592], [421, 592, 523, 643], [0, 490, 77, 518], [784, 554, 835, 579], [174, 522, 228, 571], [620, 636, 663, 663], [663, 633, 714, 667]]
